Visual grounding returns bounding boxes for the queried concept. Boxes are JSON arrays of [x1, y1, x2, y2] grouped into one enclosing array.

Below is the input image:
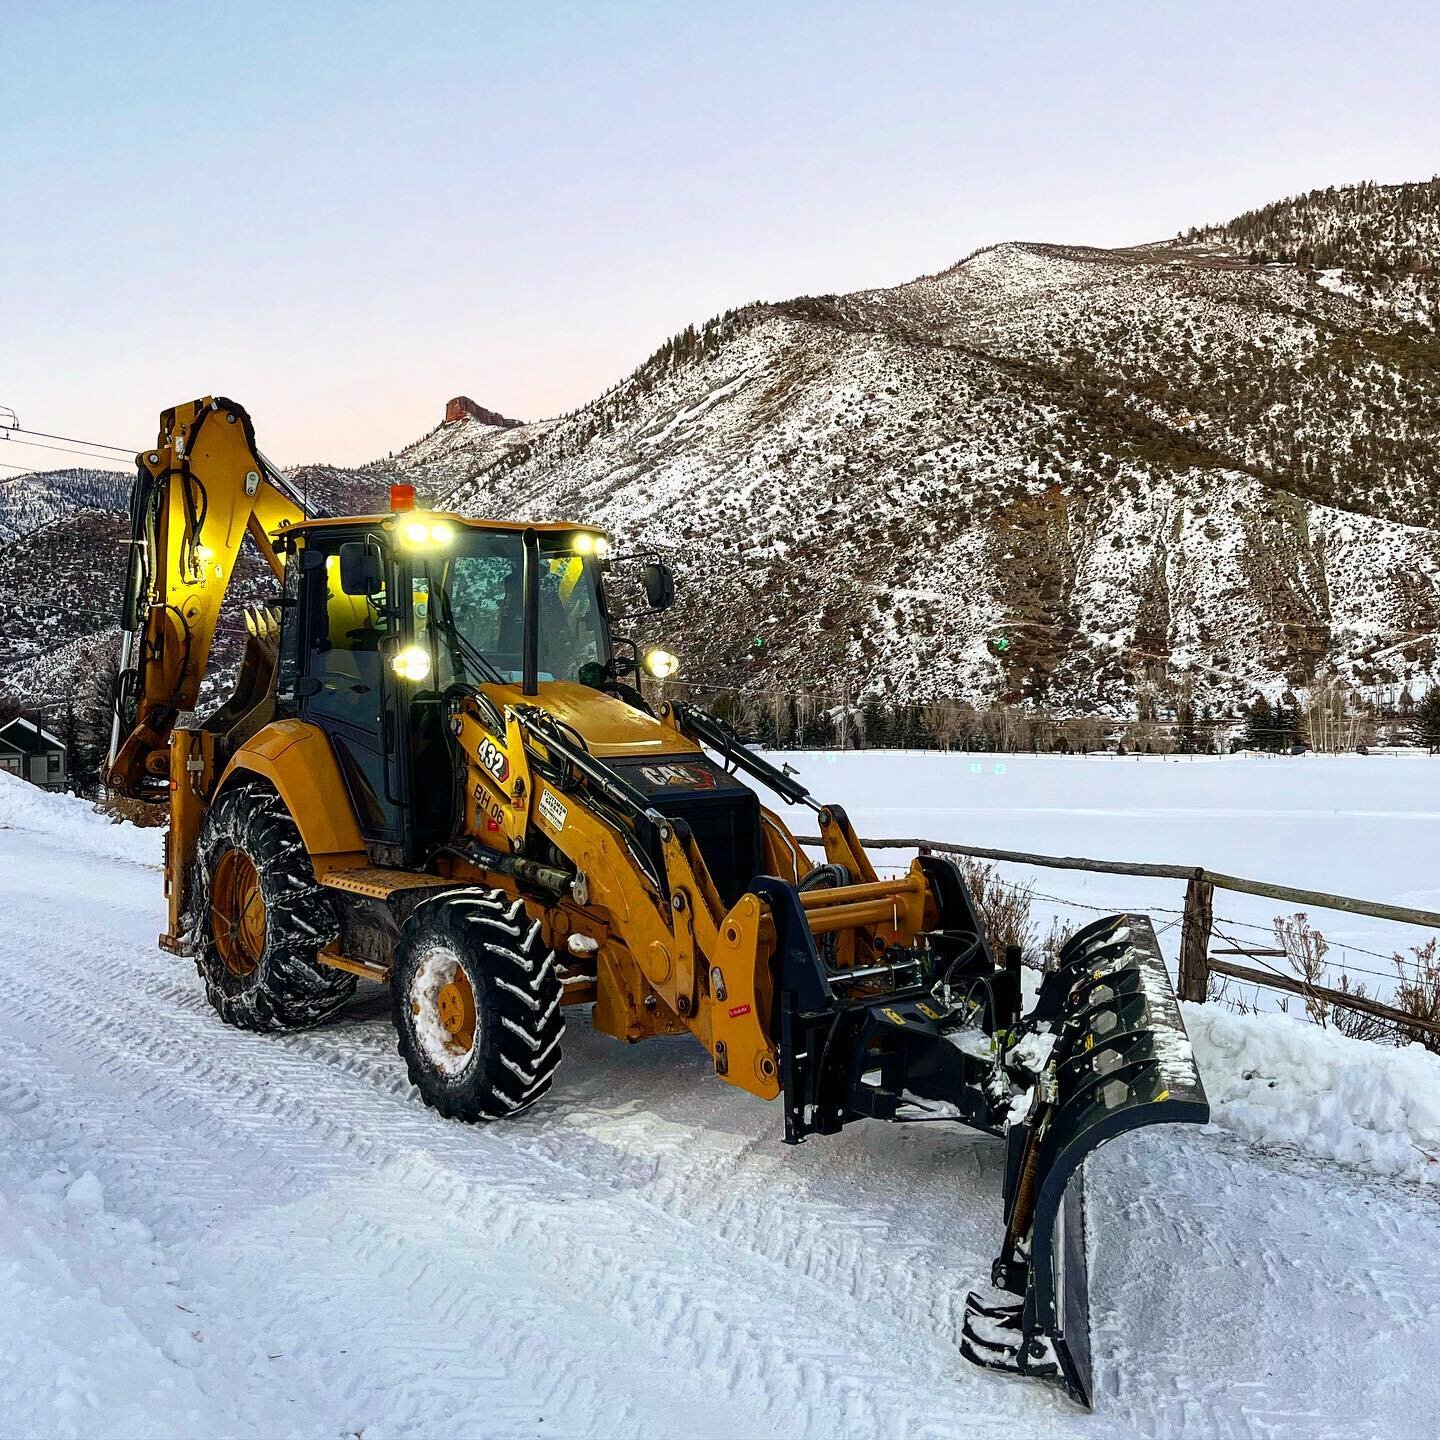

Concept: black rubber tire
[[392, 888, 564, 1121], [191, 783, 354, 1031]]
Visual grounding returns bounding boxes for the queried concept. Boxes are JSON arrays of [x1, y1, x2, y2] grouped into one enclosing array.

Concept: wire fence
[[802, 833, 1439, 1010]]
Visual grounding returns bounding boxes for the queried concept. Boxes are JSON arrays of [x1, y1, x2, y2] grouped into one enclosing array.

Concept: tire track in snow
[[2, 877, 1088, 1440], [9, 830, 1437, 1437]]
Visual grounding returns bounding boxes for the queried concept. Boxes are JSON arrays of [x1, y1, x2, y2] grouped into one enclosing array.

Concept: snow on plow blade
[[767, 871, 1208, 1411], [960, 913, 1210, 1406]]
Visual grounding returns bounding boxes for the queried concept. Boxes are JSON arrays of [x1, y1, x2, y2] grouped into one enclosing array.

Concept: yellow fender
[[217, 719, 368, 872]]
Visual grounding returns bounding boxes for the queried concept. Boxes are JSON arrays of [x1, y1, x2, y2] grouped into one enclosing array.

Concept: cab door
[[293, 535, 407, 848]]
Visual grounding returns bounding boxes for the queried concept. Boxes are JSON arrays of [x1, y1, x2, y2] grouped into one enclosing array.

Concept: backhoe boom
[[108, 397, 309, 797]]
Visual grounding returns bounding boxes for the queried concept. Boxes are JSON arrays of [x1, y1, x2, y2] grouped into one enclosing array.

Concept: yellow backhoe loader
[[107, 396, 1208, 1406]]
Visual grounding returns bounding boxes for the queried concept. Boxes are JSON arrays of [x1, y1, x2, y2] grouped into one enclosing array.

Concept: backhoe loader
[[107, 396, 1208, 1407]]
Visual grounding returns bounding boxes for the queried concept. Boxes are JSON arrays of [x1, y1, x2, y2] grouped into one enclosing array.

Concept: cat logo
[[638, 761, 718, 791]]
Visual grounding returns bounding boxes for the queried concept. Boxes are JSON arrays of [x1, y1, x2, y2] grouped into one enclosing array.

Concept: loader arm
[[108, 397, 311, 798]]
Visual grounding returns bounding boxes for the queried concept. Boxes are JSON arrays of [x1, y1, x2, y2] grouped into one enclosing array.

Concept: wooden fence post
[[1178, 875, 1214, 1003]]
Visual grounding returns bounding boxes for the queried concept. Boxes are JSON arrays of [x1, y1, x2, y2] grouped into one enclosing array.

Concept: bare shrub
[[1269, 911, 1421, 1047], [1038, 915, 1075, 968], [1209, 972, 1260, 1015], [1273, 912, 1331, 1026], [955, 857, 1038, 964], [1327, 974, 1398, 1045], [1392, 939, 1440, 1053]]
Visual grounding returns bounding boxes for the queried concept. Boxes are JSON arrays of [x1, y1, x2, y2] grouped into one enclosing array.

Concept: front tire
[[191, 783, 354, 1031], [392, 888, 564, 1121]]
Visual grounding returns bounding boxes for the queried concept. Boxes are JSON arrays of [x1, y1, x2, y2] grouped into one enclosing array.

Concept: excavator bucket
[[765, 859, 1208, 1409]]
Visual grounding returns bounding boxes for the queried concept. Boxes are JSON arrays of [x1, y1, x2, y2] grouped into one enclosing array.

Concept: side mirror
[[642, 561, 676, 612], [338, 541, 384, 596]]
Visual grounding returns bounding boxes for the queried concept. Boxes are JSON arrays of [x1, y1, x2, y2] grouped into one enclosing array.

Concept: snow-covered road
[[2, 775, 1438, 1439]]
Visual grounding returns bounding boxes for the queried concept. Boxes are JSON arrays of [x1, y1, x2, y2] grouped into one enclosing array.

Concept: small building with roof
[[0, 715, 67, 790]]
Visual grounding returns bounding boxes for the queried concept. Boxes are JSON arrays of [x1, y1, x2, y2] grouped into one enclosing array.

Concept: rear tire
[[392, 888, 564, 1121], [191, 784, 354, 1031]]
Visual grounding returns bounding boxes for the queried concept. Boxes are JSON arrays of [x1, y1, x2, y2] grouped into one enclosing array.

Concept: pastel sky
[[3, 1, 1437, 466]]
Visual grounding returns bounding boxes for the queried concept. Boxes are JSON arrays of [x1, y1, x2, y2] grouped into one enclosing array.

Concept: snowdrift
[[1187, 1004, 1440, 1184], [0, 770, 160, 868]]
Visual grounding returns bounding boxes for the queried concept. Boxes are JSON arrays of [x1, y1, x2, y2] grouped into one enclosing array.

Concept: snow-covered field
[[784, 749, 1440, 998], [2, 758, 1439, 1439]]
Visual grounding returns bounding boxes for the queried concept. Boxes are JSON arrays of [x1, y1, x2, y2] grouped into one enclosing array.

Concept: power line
[[0, 423, 135, 456], [0, 435, 135, 470]]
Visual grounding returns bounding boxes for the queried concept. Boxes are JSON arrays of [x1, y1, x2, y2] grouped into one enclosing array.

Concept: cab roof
[[282, 513, 605, 537]]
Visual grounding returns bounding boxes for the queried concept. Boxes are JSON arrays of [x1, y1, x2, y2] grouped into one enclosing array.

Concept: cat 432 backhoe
[[107, 396, 1208, 1408]]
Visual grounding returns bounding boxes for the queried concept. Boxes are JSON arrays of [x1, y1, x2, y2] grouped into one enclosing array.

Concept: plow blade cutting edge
[[766, 863, 1210, 1409]]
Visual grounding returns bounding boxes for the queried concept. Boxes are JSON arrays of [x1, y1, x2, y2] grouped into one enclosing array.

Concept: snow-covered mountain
[[2, 177, 1438, 715], [389, 179, 1440, 712], [0, 467, 130, 544]]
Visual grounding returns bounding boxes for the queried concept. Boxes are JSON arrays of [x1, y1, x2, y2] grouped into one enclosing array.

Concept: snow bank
[[1186, 1003, 1440, 1184], [0, 771, 160, 868]]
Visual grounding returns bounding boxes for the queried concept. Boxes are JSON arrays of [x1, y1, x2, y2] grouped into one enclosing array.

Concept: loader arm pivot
[[107, 397, 311, 798]]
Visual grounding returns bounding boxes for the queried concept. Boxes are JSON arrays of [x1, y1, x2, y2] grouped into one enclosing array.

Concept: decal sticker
[[727, 1003, 752, 1019], [537, 789, 569, 833], [881, 1007, 906, 1026], [477, 737, 508, 782], [916, 1002, 942, 1021]]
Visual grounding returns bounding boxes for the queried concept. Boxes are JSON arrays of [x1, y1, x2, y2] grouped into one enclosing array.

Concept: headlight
[[593, 536, 611, 559], [391, 644, 432, 681], [644, 648, 679, 680], [399, 517, 454, 547]]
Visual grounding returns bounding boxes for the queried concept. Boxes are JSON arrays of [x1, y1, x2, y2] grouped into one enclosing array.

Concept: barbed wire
[[991, 880, 1422, 981]]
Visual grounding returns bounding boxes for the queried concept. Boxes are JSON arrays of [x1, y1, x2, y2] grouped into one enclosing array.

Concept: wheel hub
[[211, 847, 266, 978], [408, 947, 480, 1074], [436, 975, 477, 1047]]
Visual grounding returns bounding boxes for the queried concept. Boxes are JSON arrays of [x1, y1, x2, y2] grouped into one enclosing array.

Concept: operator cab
[[274, 511, 674, 867]]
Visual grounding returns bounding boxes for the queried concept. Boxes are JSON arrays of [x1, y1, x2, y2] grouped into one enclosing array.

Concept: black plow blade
[[764, 866, 1208, 1410], [963, 913, 1209, 1407], [961, 1178, 1092, 1401]]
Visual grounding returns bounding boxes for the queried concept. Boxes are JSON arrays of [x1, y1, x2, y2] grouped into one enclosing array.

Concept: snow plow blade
[[767, 867, 1208, 1410], [960, 913, 1209, 1405]]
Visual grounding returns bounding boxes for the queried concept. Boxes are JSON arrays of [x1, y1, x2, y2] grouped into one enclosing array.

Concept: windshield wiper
[[429, 577, 506, 686]]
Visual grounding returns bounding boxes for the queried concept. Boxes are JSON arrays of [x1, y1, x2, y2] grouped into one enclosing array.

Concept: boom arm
[[108, 397, 311, 797]]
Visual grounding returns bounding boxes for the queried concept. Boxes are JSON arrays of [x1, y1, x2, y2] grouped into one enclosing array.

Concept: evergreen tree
[[1418, 688, 1440, 755], [860, 696, 889, 750], [1244, 695, 1275, 751], [1276, 692, 1301, 750], [1177, 701, 1199, 754]]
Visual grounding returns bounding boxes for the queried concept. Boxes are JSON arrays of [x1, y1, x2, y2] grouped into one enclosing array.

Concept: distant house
[[0, 716, 67, 791]]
